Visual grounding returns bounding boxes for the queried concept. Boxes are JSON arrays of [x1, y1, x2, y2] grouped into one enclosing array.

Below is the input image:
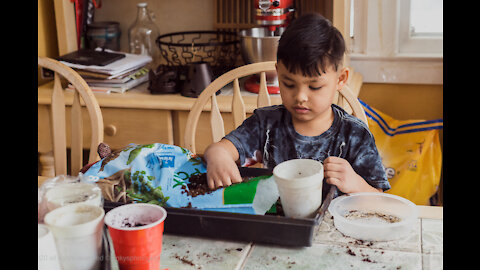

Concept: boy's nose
[[294, 88, 308, 103]]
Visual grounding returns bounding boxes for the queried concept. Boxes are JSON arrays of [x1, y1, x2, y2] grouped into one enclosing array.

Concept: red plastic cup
[[105, 203, 167, 270]]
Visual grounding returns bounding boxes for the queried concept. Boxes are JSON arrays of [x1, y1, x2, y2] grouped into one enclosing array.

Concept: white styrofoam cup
[[44, 204, 105, 270], [45, 182, 102, 212], [273, 159, 324, 218], [38, 224, 61, 270]]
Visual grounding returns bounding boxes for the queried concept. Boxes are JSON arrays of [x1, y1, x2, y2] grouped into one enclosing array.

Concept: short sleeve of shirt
[[223, 110, 262, 166], [345, 123, 391, 191], [355, 150, 391, 191]]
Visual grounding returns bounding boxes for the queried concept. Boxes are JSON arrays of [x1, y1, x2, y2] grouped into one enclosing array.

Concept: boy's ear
[[337, 67, 350, 91]]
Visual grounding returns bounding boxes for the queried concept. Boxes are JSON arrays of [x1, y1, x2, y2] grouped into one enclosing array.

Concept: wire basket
[[156, 30, 240, 78]]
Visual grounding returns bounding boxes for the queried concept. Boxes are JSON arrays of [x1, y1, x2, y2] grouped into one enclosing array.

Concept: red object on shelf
[[254, 0, 294, 32], [71, 0, 103, 49], [244, 75, 280, 94]]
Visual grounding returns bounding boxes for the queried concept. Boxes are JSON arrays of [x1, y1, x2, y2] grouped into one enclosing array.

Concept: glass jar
[[86, 21, 121, 51], [128, 2, 160, 66]]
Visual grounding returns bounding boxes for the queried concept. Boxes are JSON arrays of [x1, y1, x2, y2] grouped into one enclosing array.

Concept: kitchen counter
[[38, 80, 282, 114]]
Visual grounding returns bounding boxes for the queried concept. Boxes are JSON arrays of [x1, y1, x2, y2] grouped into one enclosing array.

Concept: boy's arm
[[203, 139, 243, 189]]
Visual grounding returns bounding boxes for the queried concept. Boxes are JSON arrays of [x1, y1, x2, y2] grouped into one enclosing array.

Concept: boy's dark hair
[[277, 13, 345, 77]]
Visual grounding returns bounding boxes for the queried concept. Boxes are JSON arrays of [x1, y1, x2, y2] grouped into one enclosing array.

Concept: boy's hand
[[323, 156, 382, 194], [203, 139, 243, 190]]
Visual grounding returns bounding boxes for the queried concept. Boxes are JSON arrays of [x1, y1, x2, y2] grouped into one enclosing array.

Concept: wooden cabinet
[[39, 105, 172, 151], [100, 108, 174, 148]]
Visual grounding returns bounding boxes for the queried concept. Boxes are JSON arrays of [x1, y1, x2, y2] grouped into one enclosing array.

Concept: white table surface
[[105, 207, 443, 270], [38, 176, 442, 269]]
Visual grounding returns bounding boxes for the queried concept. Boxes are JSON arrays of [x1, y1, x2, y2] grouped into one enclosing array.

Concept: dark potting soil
[[121, 218, 149, 228], [184, 173, 218, 197], [184, 173, 254, 198]]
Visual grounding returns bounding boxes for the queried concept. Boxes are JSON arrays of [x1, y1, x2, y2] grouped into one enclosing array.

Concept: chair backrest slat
[[39, 56, 104, 177], [257, 71, 271, 108], [339, 85, 368, 128], [348, 68, 363, 95], [50, 72, 68, 175], [70, 90, 83, 175], [232, 78, 246, 128], [210, 93, 225, 143]]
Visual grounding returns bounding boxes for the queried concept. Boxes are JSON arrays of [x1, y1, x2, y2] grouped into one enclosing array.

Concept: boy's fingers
[[324, 158, 350, 174], [231, 170, 242, 183], [215, 179, 224, 189], [207, 176, 215, 190], [207, 167, 241, 189], [324, 170, 341, 179], [324, 156, 345, 164], [222, 177, 232, 187], [324, 162, 343, 172], [231, 177, 242, 183], [326, 177, 341, 187]]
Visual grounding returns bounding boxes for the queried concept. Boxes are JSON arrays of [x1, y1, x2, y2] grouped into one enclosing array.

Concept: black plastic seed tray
[[103, 167, 337, 247]]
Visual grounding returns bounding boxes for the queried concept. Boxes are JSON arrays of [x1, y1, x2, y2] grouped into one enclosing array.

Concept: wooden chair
[[184, 61, 367, 154], [38, 57, 104, 176]]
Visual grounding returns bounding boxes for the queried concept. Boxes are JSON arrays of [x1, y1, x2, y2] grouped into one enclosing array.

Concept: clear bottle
[[128, 2, 160, 67]]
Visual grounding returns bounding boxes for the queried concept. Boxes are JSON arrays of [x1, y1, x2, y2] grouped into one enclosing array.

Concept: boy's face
[[276, 61, 349, 126]]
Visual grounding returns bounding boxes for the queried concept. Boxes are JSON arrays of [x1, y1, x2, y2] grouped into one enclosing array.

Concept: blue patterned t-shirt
[[224, 104, 390, 191]]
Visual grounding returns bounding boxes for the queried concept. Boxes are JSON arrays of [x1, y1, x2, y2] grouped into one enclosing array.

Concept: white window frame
[[348, 0, 443, 85], [397, 0, 443, 55]]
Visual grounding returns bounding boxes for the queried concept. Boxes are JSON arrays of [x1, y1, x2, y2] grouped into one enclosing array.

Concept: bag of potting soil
[[83, 143, 279, 215]]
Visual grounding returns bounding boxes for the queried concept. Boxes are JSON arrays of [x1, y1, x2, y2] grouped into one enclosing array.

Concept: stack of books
[[60, 49, 152, 93]]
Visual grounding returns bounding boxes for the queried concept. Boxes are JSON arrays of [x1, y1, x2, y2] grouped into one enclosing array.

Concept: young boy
[[203, 13, 390, 194]]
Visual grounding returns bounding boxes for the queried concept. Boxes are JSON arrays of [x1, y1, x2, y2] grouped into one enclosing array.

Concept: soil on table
[[344, 210, 401, 223]]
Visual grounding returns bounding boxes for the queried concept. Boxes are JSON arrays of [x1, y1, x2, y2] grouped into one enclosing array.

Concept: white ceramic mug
[[273, 159, 324, 218]]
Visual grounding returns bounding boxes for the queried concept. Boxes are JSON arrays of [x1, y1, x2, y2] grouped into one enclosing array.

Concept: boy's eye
[[281, 81, 295, 88], [309, 86, 322, 90]]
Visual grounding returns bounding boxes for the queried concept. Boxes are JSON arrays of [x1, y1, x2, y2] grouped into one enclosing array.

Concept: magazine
[[60, 49, 152, 77], [67, 70, 149, 93]]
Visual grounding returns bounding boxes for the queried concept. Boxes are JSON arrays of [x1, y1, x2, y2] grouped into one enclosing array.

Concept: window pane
[[410, 0, 443, 36]]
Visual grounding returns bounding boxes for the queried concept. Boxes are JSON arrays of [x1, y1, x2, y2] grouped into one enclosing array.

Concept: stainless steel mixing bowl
[[239, 27, 285, 84]]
